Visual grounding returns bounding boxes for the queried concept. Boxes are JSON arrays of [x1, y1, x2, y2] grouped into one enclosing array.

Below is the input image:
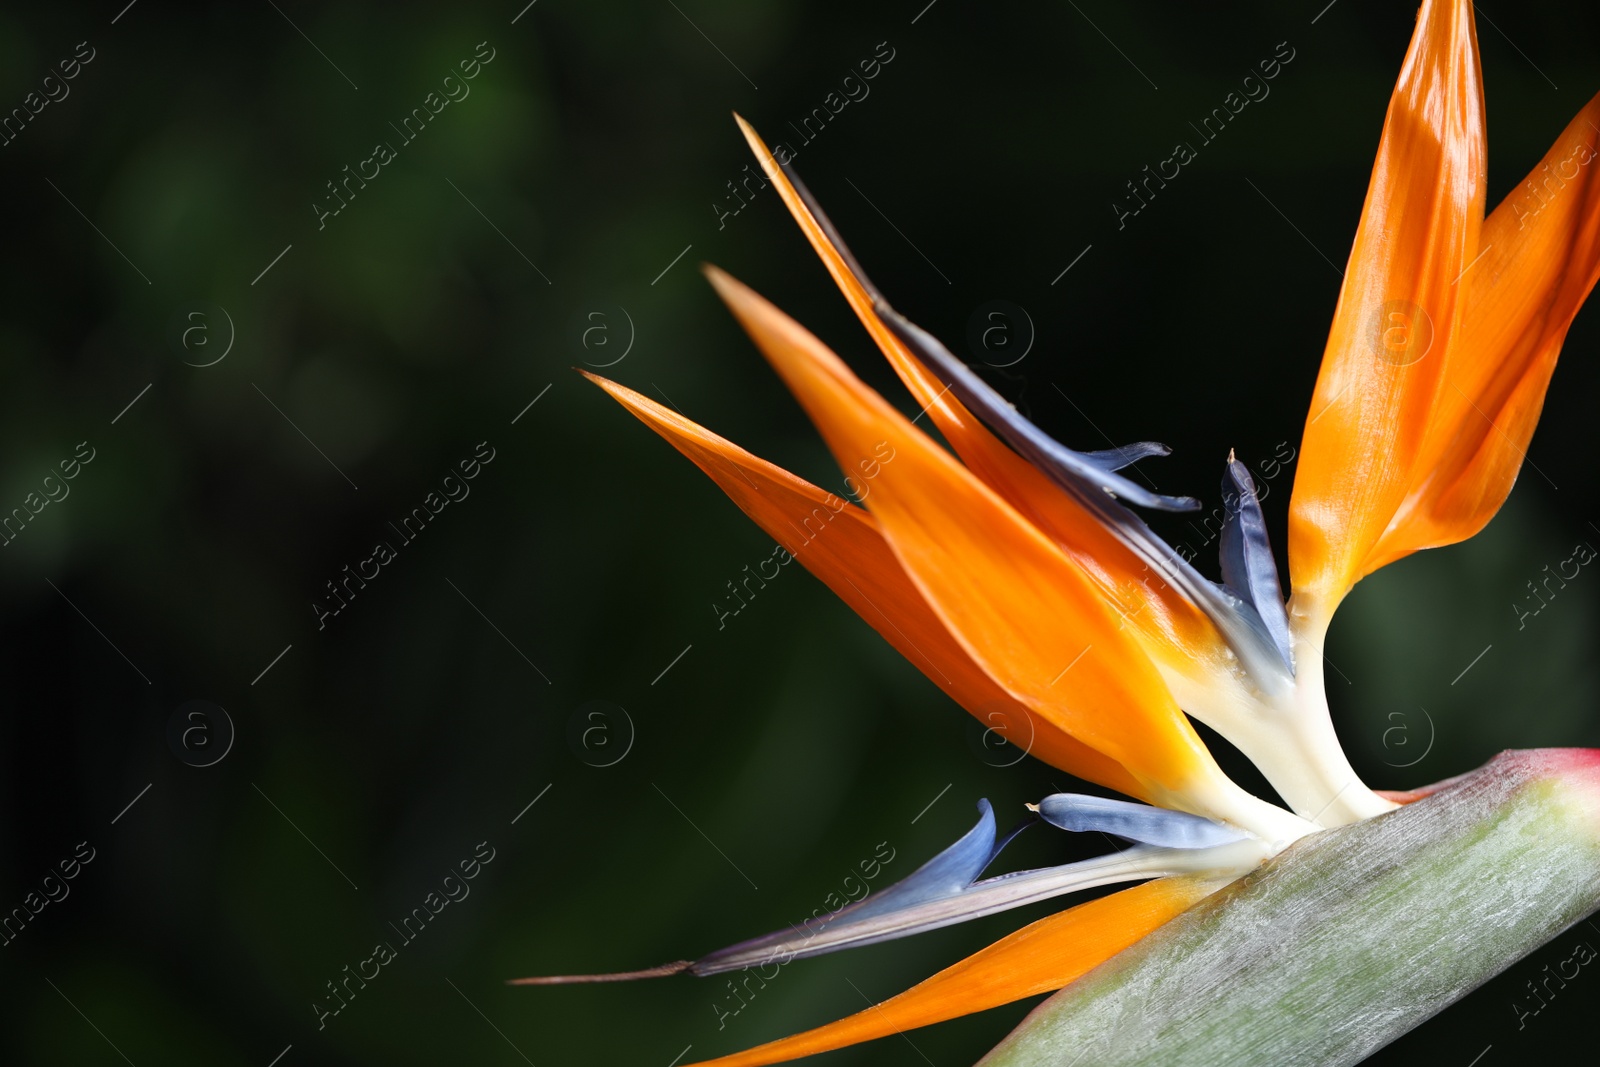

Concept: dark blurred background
[[2, 1, 1597, 1064]]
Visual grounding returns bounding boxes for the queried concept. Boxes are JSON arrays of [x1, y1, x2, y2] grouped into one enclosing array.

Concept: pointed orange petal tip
[[732, 111, 763, 152], [582, 359, 1148, 796], [1288, 0, 1486, 617]]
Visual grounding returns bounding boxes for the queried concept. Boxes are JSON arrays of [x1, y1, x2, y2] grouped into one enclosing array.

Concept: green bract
[[980, 751, 1600, 1067]]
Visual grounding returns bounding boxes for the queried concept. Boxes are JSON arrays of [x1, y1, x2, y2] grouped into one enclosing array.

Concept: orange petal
[[584, 371, 1147, 800], [681, 877, 1219, 1067], [734, 115, 1226, 689], [1288, 0, 1485, 618], [1365, 91, 1600, 572], [705, 268, 1302, 839]]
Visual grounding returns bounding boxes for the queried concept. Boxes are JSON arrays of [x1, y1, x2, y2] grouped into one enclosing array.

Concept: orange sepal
[[584, 371, 1147, 799], [704, 266, 1246, 817], [1365, 91, 1600, 572], [734, 115, 1227, 686], [681, 877, 1219, 1067], [1288, 0, 1485, 618]]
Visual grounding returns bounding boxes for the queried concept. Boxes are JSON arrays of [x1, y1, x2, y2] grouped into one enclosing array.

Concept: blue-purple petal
[[1219, 454, 1295, 671], [1035, 793, 1248, 849]]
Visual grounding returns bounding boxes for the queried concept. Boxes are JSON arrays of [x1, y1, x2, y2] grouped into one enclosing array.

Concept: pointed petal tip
[[734, 113, 781, 172], [579, 367, 631, 399], [704, 265, 758, 321], [507, 961, 693, 985], [703, 263, 747, 304], [706, 268, 795, 345], [577, 336, 1156, 800], [1287, 0, 1486, 605]]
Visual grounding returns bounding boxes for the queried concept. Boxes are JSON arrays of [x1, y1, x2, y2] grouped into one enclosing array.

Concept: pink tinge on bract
[[1382, 748, 1600, 813]]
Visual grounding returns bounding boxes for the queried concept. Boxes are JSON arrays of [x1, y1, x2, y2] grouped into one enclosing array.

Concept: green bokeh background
[[2, 2, 1598, 1064]]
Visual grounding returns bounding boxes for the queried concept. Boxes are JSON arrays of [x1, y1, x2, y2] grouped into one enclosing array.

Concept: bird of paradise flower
[[523, 1, 1600, 1063]]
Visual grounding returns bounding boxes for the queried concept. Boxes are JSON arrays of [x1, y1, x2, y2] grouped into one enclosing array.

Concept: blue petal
[[687, 848, 1183, 975], [844, 799, 1004, 922], [692, 801, 1025, 974], [516, 801, 1258, 983], [874, 306, 1201, 513], [1081, 441, 1172, 472], [684, 798, 1236, 975], [1218, 454, 1295, 671], [777, 158, 1193, 511], [1035, 793, 1248, 849]]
